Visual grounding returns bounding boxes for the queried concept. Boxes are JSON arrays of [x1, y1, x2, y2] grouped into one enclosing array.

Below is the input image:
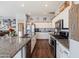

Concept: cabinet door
[[22, 46, 27, 58], [70, 39, 79, 58], [59, 46, 63, 58], [57, 50, 60, 58], [62, 50, 69, 58], [13, 49, 22, 58], [56, 41, 69, 58], [56, 44, 60, 58], [56, 42, 61, 58]]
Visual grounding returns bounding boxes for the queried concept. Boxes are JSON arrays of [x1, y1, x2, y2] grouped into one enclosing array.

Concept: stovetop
[[51, 34, 67, 39]]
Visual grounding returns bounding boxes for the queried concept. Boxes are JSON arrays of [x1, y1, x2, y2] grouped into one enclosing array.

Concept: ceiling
[[0, 1, 64, 17]]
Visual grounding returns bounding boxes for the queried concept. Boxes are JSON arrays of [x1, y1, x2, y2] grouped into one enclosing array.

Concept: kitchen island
[[0, 36, 31, 58]]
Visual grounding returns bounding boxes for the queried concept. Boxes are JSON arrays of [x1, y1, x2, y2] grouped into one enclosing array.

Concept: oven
[[50, 36, 56, 58]]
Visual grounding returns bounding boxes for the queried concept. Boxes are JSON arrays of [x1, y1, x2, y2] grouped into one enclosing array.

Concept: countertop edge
[[11, 38, 31, 58], [50, 34, 69, 51]]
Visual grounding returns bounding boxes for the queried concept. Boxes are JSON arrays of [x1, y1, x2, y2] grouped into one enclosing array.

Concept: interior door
[[18, 23, 24, 36]]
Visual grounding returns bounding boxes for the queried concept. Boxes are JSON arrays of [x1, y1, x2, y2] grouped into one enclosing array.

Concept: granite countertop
[[0, 36, 31, 58], [56, 38, 69, 49], [50, 33, 69, 49]]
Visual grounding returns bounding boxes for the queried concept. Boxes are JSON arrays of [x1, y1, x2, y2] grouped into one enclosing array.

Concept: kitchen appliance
[[31, 23, 36, 35], [55, 19, 69, 29], [54, 20, 63, 35], [26, 23, 35, 37], [55, 19, 69, 35], [55, 20, 63, 30], [59, 31, 69, 39], [50, 36, 56, 58]]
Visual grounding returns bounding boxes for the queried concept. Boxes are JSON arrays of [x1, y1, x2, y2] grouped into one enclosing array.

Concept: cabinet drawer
[[56, 41, 69, 58]]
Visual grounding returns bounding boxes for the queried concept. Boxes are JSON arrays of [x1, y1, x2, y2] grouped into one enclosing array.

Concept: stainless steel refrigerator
[[26, 23, 35, 37]]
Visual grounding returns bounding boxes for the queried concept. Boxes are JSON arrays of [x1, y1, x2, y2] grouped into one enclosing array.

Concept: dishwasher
[[50, 36, 56, 58]]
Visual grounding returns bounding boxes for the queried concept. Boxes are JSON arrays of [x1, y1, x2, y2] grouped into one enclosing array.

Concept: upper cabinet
[[52, 1, 71, 30], [52, 6, 70, 30]]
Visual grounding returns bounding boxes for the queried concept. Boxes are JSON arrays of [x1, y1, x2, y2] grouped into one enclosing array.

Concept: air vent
[[49, 12, 55, 14]]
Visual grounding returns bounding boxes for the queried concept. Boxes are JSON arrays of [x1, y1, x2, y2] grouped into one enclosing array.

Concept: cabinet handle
[[64, 51, 68, 54]]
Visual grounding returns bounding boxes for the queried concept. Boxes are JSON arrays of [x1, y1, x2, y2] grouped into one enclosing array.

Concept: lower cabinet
[[56, 41, 69, 58], [13, 49, 22, 58], [13, 40, 31, 58], [13, 46, 26, 58], [36, 32, 49, 39], [14, 36, 36, 58], [56, 43, 61, 58], [62, 50, 69, 58], [69, 39, 79, 58]]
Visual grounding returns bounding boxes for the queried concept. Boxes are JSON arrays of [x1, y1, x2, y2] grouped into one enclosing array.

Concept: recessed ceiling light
[[44, 12, 47, 15], [28, 12, 31, 15], [45, 4, 48, 7], [21, 4, 24, 7]]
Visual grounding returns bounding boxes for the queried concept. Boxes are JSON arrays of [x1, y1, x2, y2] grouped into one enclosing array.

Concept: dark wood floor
[[31, 39, 54, 58]]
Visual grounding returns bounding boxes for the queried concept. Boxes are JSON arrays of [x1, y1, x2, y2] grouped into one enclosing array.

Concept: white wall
[[52, 6, 70, 29]]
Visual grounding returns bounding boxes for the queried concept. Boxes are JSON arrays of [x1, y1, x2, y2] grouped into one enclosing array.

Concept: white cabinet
[[36, 32, 50, 39], [31, 35, 36, 53], [49, 34, 51, 44], [56, 41, 69, 58], [56, 41, 63, 58], [69, 39, 79, 58], [13, 46, 26, 58], [52, 6, 70, 28], [22, 47, 26, 58], [56, 42, 61, 58], [13, 49, 22, 58], [62, 50, 69, 58]]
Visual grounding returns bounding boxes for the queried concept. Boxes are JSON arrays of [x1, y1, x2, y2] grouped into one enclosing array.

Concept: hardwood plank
[[31, 39, 54, 58]]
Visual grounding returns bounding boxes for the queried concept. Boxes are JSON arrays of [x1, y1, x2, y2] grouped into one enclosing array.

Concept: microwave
[[55, 20, 63, 29]]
